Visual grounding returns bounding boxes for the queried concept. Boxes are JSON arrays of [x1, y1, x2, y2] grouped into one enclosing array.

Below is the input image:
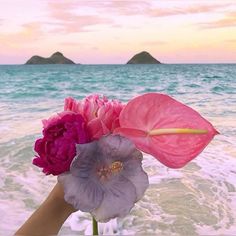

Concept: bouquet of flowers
[[33, 93, 218, 234]]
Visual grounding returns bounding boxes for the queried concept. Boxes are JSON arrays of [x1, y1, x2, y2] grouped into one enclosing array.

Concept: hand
[[15, 182, 76, 236]]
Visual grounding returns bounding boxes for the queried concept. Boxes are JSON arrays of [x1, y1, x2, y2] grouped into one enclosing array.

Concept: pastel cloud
[[63, 1, 231, 18], [199, 11, 236, 29], [97, 1, 151, 16], [59, 1, 230, 18], [49, 0, 151, 16], [47, 1, 114, 33], [0, 22, 43, 46], [148, 4, 231, 17]]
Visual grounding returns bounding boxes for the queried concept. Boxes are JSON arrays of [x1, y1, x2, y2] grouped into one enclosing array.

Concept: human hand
[[15, 182, 76, 235]]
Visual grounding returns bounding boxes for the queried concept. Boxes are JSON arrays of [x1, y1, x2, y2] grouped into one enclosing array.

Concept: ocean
[[0, 64, 235, 235]]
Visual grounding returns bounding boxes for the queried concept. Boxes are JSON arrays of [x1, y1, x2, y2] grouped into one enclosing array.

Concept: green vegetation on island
[[127, 51, 161, 64], [25, 52, 76, 65]]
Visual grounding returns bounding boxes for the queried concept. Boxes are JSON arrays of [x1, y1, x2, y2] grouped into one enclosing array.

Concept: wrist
[[47, 183, 76, 215]]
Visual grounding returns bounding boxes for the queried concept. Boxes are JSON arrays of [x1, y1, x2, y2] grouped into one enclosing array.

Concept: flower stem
[[92, 217, 98, 235]]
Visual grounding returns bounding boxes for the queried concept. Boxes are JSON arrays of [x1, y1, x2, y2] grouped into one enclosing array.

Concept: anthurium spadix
[[114, 93, 219, 168]]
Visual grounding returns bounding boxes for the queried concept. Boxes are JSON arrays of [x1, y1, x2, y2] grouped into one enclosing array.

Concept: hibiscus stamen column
[[92, 217, 98, 235]]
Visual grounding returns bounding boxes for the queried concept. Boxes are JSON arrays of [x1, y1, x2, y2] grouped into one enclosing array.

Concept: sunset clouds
[[199, 11, 236, 29], [47, 1, 113, 33], [0, 0, 235, 64]]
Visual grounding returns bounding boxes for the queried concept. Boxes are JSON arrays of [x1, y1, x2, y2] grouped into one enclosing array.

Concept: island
[[127, 51, 161, 64], [25, 52, 76, 64]]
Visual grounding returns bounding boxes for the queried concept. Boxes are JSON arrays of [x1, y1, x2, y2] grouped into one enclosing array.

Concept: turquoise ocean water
[[0, 64, 236, 235]]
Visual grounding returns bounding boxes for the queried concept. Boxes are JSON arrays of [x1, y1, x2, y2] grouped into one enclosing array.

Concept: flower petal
[[98, 134, 140, 161], [91, 175, 136, 222], [87, 118, 110, 140], [72, 142, 98, 177], [64, 97, 78, 113], [121, 156, 149, 201], [59, 135, 148, 222], [116, 93, 219, 168], [97, 135, 148, 201], [98, 135, 149, 201], [58, 173, 103, 212], [58, 141, 104, 211]]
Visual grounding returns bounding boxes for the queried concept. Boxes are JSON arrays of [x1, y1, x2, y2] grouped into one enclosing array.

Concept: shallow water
[[0, 64, 235, 235]]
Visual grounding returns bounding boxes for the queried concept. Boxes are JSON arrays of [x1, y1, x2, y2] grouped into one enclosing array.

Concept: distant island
[[25, 51, 160, 65], [25, 52, 76, 65], [127, 51, 161, 64]]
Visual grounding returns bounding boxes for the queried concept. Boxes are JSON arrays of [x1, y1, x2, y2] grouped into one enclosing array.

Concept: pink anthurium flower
[[114, 93, 219, 168]]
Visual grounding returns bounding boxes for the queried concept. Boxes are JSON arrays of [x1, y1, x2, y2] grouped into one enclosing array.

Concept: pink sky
[[0, 0, 235, 64]]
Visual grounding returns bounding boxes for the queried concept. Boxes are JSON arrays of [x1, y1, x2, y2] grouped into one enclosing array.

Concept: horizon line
[[0, 62, 235, 66]]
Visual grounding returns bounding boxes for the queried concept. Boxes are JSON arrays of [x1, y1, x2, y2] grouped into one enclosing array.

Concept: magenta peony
[[64, 95, 124, 140], [33, 112, 88, 175]]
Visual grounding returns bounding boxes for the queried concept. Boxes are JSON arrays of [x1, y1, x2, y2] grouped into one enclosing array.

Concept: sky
[[0, 0, 236, 64]]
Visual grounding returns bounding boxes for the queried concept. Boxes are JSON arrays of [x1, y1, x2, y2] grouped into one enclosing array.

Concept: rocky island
[[127, 51, 161, 64], [25, 52, 75, 64]]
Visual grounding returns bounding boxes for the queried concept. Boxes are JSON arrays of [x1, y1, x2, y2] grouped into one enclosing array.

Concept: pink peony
[[33, 112, 88, 175], [64, 95, 124, 140]]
